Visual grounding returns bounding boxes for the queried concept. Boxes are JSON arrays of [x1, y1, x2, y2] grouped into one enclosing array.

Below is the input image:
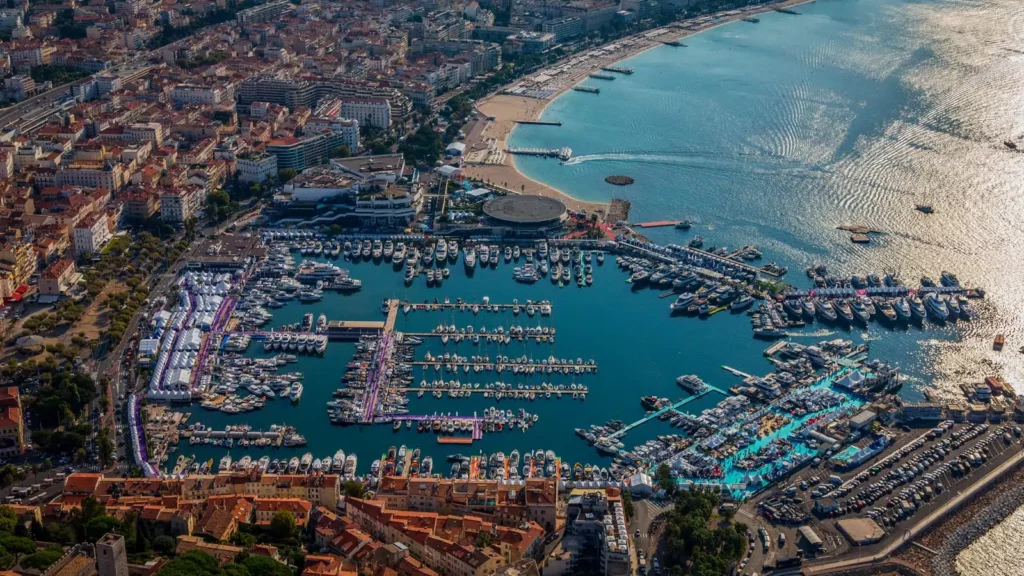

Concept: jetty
[[399, 300, 552, 314], [408, 360, 596, 372], [635, 220, 685, 228], [604, 384, 727, 440], [506, 147, 573, 161], [573, 86, 600, 94], [514, 120, 562, 126], [602, 66, 634, 74], [589, 73, 616, 80]]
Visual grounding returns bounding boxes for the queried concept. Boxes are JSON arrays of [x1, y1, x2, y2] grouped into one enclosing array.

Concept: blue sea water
[[185, 0, 1024, 502]]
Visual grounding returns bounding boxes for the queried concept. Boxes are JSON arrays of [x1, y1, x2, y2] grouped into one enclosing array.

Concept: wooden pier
[[384, 300, 400, 332]]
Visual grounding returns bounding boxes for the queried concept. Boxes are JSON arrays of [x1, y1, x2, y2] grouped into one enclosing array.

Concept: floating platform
[[573, 86, 600, 94], [437, 436, 474, 445]]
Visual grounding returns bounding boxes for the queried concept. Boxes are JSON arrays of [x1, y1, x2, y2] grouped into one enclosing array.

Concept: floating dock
[[602, 66, 635, 74], [573, 86, 600, 94], [603, 385, 727, 440], [437, 436, 474, 445]]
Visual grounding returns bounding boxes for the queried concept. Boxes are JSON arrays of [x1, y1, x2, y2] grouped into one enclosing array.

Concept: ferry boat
[[676, 374, 707, 393]]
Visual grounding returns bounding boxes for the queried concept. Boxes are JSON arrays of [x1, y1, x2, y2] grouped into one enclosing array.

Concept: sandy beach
[[462, 0, 816, 219]]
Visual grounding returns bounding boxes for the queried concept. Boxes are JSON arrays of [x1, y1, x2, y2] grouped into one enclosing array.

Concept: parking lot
[[738, 420, 1024, 573]]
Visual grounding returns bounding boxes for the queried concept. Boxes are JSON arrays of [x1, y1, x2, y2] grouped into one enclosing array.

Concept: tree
[[85, 515, 124, 541], [329, 146, 351, 159], [268, 511, 296, 540], [98, 429, 115, 467], [0, 535, 38, 559], [343, 480, 367, 499], [158, 551, 225, 576], [0, 507, 17, 534], [278, 169, 297, 183], [241, 556, 293, 576], [656, 463, 676, 495], [474, 531, 492, 549], [153, 535, 176, 556], [622, 489, 634, 518], [21, 547, 64, 571]]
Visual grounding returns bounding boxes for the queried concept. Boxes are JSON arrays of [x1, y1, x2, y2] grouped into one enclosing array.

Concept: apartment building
[[160, 185, 205, 224], [340, 98, 391, 129], [39, 258, 78, 296], [0, 387, 23, 457], [73, 212, 113, 255]]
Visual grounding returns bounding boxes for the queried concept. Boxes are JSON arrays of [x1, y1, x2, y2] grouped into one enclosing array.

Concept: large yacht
[[676, 374, 707, 394]]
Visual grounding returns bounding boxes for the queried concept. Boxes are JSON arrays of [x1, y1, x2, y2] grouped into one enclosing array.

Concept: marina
[[135, 227, 991, 484]]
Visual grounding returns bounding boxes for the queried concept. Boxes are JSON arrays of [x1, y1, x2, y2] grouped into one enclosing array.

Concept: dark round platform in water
[[483, 195, 568, 225]]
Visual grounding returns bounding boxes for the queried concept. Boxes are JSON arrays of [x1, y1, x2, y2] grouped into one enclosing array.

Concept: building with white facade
[[160, 186, 205, 225], [340, 98, 391, 129], [73, 213, 113, 255], [237, 153, 278, 184], [170, 84, 227, 105]]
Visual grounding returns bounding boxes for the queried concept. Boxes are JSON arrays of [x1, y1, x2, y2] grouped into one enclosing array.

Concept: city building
[[542, 17, 585, 42], [160, 186, 206, 224], [0, 388, 23, 456], [268, 133, 352, 173], [237, 153, 279, 184], [73, 213, 113, 255], [340, 98, 392, 129], [170, 84, 228, 106], [39, 258, 79, 296], [97, 533, 129, 576], [563, 489, 631, 576]]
